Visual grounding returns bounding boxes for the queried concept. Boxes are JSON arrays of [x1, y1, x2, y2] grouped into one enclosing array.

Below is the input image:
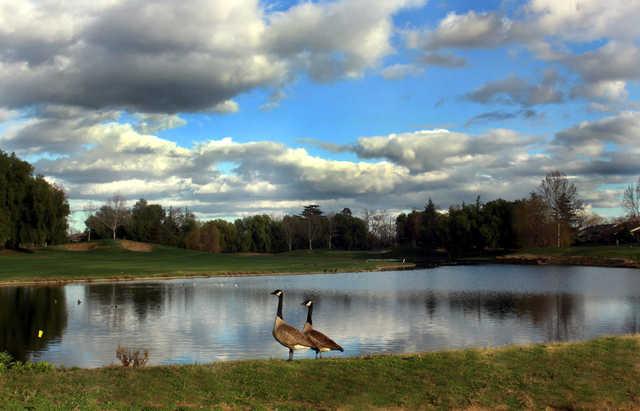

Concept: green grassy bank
[[1, 336, 639, 409], [0, 241, 407, 285]]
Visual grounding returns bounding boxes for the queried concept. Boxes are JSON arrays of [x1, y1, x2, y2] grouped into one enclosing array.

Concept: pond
[[1, 264, 639, 367]]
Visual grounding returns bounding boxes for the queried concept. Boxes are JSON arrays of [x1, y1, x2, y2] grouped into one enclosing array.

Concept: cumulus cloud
[[572, 80, 628, 102], [407, 11, 514, 50], [0, 0, 421, 113], [568, 42, 640, 84], [2, 105, 637, 218], [134, 113, 187, 134], [554, 111, 640, 149], [523, 0, 640, 42], [404, 1, 640, 110], [1, 105, 555, 217]]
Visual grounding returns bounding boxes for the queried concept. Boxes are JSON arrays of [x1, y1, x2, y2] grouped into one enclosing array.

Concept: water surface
[[1, 264, 639, 367]]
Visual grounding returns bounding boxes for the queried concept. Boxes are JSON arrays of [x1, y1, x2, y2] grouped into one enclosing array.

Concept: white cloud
[[572, 80, 628, 102], [406, 11, 514, 50], [211, 100, 240, 114], [380, 64, 423, 80], [134, 113, 187, 134]]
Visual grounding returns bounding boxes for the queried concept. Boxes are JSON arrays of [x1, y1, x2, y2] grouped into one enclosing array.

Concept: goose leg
[[288, 349, 293, 361]]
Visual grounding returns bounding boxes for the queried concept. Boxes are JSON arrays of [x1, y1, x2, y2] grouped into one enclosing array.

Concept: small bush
[[115, 345, 149, 368], [0, 352, 54, 372], [0, 351, 12, 371]]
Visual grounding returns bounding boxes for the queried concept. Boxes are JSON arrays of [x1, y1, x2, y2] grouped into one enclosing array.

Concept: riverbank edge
[[3, 252, 640, 288], [496, 253, 640, 269], [0, 262, 416, 287], [2, 335, 639, 409]]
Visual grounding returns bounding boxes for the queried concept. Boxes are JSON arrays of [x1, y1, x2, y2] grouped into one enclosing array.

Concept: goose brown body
[[302, 300, 344, 357], [273, 317, 315, 350], [271, 290, 316, 360]]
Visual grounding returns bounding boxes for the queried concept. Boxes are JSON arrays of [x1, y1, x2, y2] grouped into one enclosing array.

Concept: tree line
[[85, 200, 371, 253], [82, 170, 640, 255], [0, 150, 70, 249], [396, 171, 588, 257], [3, 147, 639, 253]]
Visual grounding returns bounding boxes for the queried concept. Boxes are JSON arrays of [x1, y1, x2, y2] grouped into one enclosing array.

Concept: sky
[[0, 0, 639, 230]]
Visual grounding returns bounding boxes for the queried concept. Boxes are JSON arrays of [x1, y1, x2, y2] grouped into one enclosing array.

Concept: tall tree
[[538, 171, 583, 248], [0, 150, 70, 248], [301, 205, 323, 250], [422, 198, 441, 250], [623, 177, 640, 219], [130, 199, 165, 243]]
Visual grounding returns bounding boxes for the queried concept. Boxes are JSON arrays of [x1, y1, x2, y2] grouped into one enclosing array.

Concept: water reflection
[[0, 287, 67, 361], [0, 265, 640, 367]]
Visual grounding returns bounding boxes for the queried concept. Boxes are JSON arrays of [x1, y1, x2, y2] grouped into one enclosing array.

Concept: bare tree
[[623, 177, 640, 219], [82, 201, 97, 241], [326, 212, 336, 249], [369, 210, 396, 249], [89, 195, 130, 240], [282, 215, 297, 252], [538, 171, 583, 248], [301, 205, 322, 250]]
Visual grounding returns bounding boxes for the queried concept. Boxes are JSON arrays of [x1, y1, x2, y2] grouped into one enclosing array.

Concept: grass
[[0, 240, 406, 284], [1, 335, 640, 409]]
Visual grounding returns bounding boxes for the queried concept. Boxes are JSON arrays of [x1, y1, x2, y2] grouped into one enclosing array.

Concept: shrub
[[0, 352, 54, 372], [115, 345, 149, 368]]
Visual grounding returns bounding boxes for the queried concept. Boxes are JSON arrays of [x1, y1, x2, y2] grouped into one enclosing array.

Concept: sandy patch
[[62, 242, 99, 251], [120, 240, 153, 252], [0, 249, 22, 256]]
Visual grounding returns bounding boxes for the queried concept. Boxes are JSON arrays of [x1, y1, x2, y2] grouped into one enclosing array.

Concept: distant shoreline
[[0, 263, 416, 288], [496, 253, 640, 269]]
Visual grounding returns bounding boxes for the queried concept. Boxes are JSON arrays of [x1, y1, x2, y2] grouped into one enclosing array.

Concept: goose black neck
[[276, 294, 283, 319], [306, 304, 313, 325]]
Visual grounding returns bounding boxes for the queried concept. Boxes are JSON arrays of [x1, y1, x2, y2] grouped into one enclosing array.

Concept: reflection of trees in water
[[0, 287, 67, 361], [86, 283, 163, 320], [440, 291, 583, 341]]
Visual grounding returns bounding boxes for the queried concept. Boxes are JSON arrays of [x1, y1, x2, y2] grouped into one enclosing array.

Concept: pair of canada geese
[[271, 289, 343, 360]]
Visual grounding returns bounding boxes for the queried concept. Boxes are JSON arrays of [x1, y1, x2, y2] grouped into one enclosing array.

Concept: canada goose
[[301, 299, 343, 358], [271, 290, 315, 360]]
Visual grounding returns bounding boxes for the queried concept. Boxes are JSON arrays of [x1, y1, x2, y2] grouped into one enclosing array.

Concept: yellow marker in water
[[37, 330, 44, 338]]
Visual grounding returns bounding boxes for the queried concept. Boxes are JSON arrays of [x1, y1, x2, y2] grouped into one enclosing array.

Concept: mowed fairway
[[0, 241, 404, 284], [1, 336, 640, 409]]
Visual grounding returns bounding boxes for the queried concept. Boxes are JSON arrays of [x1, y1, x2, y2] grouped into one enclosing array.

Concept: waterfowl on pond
[[301, 299, 343, 358], [271, 289, 316, 360]]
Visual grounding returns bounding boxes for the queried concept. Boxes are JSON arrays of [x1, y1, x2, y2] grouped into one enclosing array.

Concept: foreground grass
[[0, 241, 404, 284], [1, 336, 640, 409]]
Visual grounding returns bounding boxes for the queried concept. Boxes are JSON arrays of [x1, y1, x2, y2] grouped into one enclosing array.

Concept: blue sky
[[0, 0, 638, 229]]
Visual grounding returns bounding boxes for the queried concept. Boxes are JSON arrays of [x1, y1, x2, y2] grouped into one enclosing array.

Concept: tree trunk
[[113, 228, 117, 241], [557, 221, 560, 248]]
